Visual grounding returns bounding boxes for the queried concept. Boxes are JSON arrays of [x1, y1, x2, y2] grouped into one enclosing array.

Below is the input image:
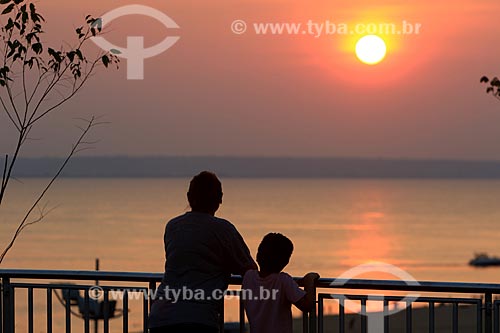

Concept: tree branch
[[0, 116, 98, 265], [28, 57, 101, 126]]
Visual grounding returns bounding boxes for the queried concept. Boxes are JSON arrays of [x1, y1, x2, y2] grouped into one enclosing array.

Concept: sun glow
[[355, 35, 387, 65]]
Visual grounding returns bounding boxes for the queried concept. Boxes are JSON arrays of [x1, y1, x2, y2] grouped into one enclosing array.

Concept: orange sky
[[2, 0, 500, 159]]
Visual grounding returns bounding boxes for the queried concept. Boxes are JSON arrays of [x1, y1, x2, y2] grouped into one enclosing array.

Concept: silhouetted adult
[[149, 171, 257, 333]]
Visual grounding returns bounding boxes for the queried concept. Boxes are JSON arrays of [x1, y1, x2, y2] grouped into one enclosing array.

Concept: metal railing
[[314, 277, 500, 333], [2, 269, 500, 332]]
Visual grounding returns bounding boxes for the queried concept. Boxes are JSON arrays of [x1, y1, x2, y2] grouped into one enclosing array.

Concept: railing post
[[239, 291, 245, 333], [0, 278, 3, 333], [2, 278, 12, 333], [309, 281, 317, 333], [318, 295, 324, 333], [494, 301, 498, 333], [303, 311, 309, 333], [148, 281, 156, 312], [485, 293, 493, 333], [218, 299, 224, 333]]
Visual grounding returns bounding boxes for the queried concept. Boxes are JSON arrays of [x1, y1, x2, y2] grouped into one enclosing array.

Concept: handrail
[[2, 269, 500, 293], [0, 269, 162, 282], [316, 278, 500, 294], [2, 269, 500, 333]]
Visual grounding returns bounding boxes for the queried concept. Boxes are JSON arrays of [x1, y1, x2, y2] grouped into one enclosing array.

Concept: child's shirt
[[242, 269, 306, 333]]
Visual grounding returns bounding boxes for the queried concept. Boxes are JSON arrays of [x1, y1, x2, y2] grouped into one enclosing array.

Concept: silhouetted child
[[242, 233, 319, 333]]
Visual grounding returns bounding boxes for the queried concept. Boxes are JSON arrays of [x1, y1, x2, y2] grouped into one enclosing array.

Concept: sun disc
[[355, 35, 387, 65]]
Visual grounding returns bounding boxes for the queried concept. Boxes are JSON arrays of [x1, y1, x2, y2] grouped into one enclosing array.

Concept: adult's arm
[[224, 224, 257, 276]]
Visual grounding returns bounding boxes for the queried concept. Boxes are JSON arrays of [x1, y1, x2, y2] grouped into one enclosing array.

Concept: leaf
[[75, 49, 83, 60], [0, 0, 11, 4], [487, 87, 494, 94], [110, 49, 122, 55], [101, 55, 110, 68], [21, 10, 28, 24], [480, 76, 489, 83], [31, 42, 42, 54], [48, 48, 62, 62], [4, 18, 13, 30], [30, 11, 40, 23], [2, 4, 15, 14]]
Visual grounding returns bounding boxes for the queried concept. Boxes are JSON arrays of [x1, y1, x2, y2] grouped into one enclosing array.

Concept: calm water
[[2, 178, 500, 281], [2, 178, 500, 330]]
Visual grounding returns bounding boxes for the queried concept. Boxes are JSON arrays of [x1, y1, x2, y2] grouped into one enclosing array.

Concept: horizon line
[[15, 155, 500, 163]]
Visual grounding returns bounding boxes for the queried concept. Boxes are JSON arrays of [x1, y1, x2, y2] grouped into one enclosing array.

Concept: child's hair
[[256, 233, 294, 273]]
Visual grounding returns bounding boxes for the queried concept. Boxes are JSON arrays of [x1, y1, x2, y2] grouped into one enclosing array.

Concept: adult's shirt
[[149, 212, 255, 328]]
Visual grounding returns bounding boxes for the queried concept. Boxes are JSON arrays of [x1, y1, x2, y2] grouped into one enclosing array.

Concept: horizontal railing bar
[[9, 285, 492, 305], [3, 269, 500, 294], [0, 270, 162, 282], [320, 294, 482, 304], [9, 283, 149, 291], [413, 297, 481, 304], [10, 282, 492, 305], [317, 278, 500, 294]]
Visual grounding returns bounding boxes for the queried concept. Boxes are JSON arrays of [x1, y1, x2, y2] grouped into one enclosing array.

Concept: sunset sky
[[2, 0, 500, 159]]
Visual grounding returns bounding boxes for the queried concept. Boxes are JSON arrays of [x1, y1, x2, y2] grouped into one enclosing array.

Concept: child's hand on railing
[[302, 272, 320, 296], [295, 272, 321, 312], [298, 272, 320, 288], [303, 272, 320, 285]]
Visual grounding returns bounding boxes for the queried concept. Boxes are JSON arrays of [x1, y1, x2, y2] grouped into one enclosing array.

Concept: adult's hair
[[256, 233, 294, 273], [187, 171, 223, 213]]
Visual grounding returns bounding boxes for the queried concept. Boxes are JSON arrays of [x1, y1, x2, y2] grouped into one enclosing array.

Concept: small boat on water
[[469, 253, 500, 267]]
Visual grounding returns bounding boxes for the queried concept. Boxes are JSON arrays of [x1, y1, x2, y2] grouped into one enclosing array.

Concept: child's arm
[[294, 272, 320, 312]]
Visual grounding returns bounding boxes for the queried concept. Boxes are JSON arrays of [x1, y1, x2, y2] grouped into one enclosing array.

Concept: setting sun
[[355, 35, 387, 65]]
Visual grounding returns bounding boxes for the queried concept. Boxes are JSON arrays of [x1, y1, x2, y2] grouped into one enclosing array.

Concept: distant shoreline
[[11, 156, 500, 179]]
